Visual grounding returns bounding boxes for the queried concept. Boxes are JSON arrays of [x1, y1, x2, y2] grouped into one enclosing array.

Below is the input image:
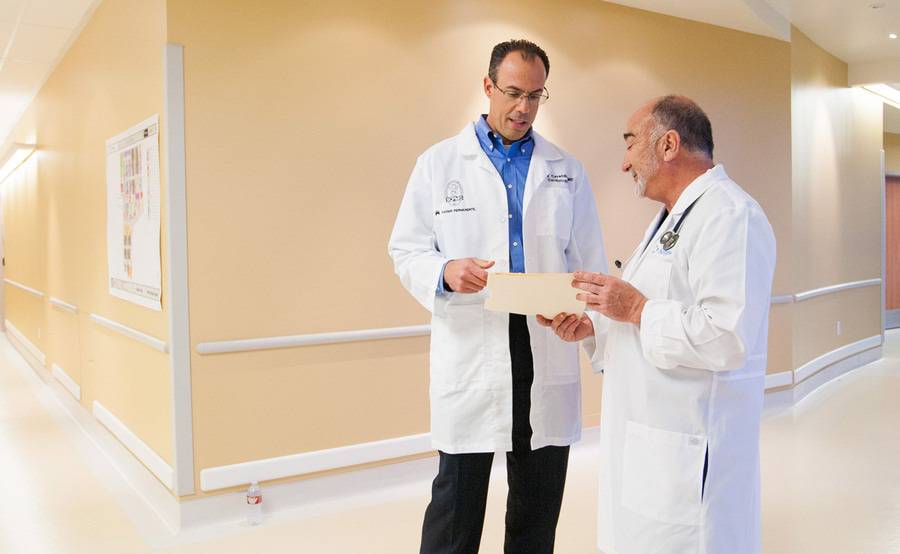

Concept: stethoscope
[[659, 192, 705, 251], [614, 192, 706, 269]]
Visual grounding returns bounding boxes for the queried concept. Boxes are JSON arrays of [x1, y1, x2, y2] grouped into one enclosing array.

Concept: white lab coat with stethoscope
[[596, 165, 776, 554], [388, 122, 608, 454]]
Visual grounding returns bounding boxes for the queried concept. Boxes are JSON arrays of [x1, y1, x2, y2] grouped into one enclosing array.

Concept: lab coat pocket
[[621, 421, 706, 526], [534, 188, 573, 240], [430, 303, 485, 387]]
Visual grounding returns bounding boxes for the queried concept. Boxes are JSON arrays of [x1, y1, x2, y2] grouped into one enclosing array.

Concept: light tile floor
[[1, 331, 899, 553]]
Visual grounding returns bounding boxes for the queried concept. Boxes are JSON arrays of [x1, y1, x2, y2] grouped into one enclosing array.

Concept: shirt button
[[507, 184, 512, 189], [508, 213, 512, 219], [507, 158, 511, 162], [512, 241, 519, 247]]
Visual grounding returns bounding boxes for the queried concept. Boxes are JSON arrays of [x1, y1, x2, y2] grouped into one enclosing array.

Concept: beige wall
[[790, 28, 884, 369], [1, 0, 174, 470], [886, 131, 900, 175], [167, 0, 792, 494], [3, 155, 45, 348]]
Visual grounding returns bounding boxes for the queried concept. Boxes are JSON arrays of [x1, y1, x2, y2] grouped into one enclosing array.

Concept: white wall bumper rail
[[52, 363, 81, 400], [196, 324, 431, 355], [88, 313, 168, 353], [49, 297, 78, 313], [794, 334, 883, 384], [93, 401, 174, 490], [5, 319, 46, 366], [3, 278, 44, 298], [764, 370, 793, 389], [794, 278, 882, 302]]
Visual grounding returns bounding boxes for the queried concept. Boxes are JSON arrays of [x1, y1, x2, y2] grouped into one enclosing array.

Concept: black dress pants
[[420, 314, 570, 554]]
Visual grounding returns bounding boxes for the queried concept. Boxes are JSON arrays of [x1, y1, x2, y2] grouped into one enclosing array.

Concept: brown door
[[887, 176, 900, 315]]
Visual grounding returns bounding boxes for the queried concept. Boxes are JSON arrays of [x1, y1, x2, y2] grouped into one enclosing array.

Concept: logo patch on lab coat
[[436, 180, 476, 215], [445, 180, 464, 205]]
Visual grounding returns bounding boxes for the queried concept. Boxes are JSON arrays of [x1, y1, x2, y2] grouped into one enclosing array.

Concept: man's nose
[[621, 158, 631, 173]]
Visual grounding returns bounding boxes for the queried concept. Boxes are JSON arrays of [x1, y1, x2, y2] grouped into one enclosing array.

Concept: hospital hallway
[[1, 331, 899, 553]]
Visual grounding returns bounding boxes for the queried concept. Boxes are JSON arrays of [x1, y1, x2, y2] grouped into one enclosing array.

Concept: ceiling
[[606, 0, 791, 40], [607, 0, 900, 63], [0, 0, 98, 150], [777, 0, 900, 64], [1, 1, 899, 149]]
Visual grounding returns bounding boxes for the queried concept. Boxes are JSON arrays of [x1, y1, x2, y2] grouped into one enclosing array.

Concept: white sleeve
[[387, 153, 449, 314], [638, 206, 775, 372]]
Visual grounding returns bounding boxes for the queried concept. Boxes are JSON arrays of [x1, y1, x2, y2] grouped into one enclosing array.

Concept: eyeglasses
[[491, 79, 550, 105]]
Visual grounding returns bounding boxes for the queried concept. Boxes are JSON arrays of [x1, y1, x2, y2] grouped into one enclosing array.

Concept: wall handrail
[[794, 278, 882, 302], [3, 278, 44, 298], [88, 313, 168, 353], [196, 324, 431, 355], [49, 297, 78, 314]]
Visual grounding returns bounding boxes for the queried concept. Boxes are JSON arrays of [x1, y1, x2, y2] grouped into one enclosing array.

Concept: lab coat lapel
[[523, 130, 564, 218], [458, 122, 501, 177], [622, 207, 668, 281]]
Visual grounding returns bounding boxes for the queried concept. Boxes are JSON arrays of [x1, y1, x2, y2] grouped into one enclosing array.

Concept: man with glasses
[[389, 39, 607, 553]]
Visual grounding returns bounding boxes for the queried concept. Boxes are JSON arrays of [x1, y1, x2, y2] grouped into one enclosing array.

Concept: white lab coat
[[596, 165, 776, 554], [388, 123, 607, 453]]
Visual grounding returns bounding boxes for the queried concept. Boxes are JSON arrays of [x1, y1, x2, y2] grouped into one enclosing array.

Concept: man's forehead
[[624, 107, 653, 138], [495, 54, 547, 83]]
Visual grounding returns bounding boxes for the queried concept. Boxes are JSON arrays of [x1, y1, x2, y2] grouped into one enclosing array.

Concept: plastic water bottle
[[246, 481, 263, 525]]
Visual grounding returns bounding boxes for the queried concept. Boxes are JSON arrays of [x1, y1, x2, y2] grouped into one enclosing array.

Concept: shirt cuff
[[436, 260, 451, 294]]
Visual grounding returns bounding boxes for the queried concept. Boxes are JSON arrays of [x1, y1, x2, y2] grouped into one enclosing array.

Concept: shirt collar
[[475, 114, 533, 155]]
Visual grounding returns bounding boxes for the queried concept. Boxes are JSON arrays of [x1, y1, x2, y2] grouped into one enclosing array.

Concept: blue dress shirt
[[438, 116, 534, 292]]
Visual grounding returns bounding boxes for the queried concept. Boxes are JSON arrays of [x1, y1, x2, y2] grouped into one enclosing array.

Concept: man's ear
[[483, 76, 493, 98], [662, 130, 681, 162]]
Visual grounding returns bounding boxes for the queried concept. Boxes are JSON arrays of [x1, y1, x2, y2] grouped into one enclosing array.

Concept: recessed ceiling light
[[891, 33, 899, 39]]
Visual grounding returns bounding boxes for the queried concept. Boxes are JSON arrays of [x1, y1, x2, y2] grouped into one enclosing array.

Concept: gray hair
[[650, 95, 714, 158]]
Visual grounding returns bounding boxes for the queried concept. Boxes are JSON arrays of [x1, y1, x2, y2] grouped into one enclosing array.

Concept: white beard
[[632, 148, 660, 198], [633, 175, 647, 198]]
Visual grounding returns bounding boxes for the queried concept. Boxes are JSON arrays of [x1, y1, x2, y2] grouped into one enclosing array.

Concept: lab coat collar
[[530, 129, 564, 162], [670, 164, 727, 215]]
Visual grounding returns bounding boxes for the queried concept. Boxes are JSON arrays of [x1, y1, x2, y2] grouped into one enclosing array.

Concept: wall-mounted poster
[[106, 114, 161, 310]]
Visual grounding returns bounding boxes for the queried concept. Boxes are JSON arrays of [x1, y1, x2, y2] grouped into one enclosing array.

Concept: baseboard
[[794, 335, 883, 384], [200, 432, 432, 492], [764, 338, 883, 413], [5, 320, 46, 367], [92, 401, 175, 491], [791, 346, 883, 406], [51, 363, 81, 400], [764, 370, 793, 390]]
